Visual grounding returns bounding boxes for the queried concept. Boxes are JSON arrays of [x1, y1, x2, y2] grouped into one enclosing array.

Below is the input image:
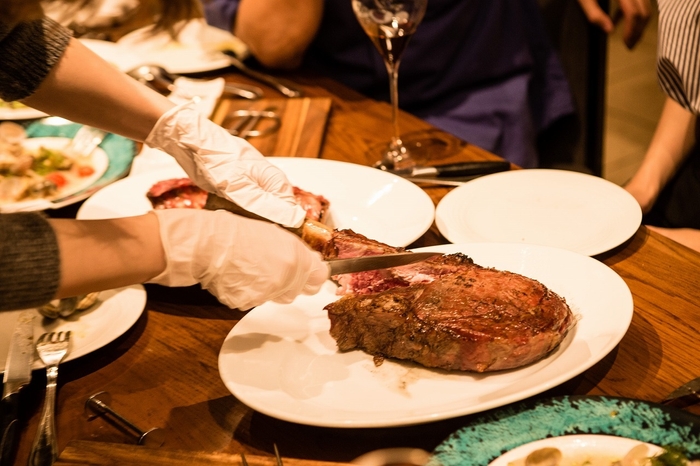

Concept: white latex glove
[[147, 209, 329, 310], [144, 102, 306, 228]]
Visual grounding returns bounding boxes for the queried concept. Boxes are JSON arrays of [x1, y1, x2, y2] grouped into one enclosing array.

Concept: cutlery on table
[[227, 107, 281, 139], [63, 125, 107, 160], [28, 331, 71, 466], [222, 50, 303, 98], [401, 177, 469, 187], [378, 160, 511, 178], [0, 311, 35, 466], [84, 391, 165, 447], [127, 64, 263, 100], [661, 377, 700, 404]]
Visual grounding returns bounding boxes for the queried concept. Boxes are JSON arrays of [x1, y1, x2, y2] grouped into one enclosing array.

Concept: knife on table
[[381, 161, 511, 178], [327, 251, 442, 275], [0, 311, 34, 466]]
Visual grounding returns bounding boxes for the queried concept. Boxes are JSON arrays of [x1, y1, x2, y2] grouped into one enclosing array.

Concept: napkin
[[116, 18, 250, 74]]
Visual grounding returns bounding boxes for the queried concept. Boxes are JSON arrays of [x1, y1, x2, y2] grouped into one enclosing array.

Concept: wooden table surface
[[13, 69, 700, 465]]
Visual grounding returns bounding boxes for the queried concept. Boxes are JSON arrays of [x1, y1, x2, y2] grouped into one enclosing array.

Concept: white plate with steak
[[77, 158, 435, 247], [436, 169, 642, 256], [218, 242, 633, 428]]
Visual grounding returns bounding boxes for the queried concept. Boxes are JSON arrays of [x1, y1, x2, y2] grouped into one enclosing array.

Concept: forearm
[[50, 213, 166, 299], [647, 226, 700, 253], [234, 0, 323, 69], [625, 97, 696, 211], [22, 37, 175, 141]]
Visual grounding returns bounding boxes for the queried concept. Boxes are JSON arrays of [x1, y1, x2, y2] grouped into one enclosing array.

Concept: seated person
[[623, 0, 700, 252], [202, 0, 575, 168]]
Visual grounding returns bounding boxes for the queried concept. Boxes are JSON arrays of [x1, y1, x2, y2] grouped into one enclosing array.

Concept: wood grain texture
[[56, 440, 353, 465], [19, 69, 700, 466], [211, 97, 332, 158]]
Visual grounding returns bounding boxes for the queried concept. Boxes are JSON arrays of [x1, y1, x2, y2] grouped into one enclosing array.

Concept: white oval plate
[[77, 158, 436, 248], [436, 169, 642, 256], [490, 435, 661, 466], [0, 104, 47, 121], [218, 242, 633, 428], [0, 285, 146, 372]]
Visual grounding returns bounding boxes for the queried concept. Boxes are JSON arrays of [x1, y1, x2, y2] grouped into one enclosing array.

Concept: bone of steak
[[323, 232, 575, 372]]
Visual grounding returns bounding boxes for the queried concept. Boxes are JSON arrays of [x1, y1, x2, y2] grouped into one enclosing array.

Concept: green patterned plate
[[0, 119, 136, 211], [429, 396, 700, 466]]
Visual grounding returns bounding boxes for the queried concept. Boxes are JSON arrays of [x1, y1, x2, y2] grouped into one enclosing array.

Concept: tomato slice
[[45, 172, 67, 188], [77, 165, 95, 177]]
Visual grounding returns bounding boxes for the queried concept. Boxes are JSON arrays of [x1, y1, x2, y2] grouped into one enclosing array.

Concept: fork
[[28, 331, 71, 466], [64, 125, 106, 159]]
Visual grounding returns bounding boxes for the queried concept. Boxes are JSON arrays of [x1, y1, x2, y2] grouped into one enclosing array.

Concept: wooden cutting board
[[56, 440, 354, 466], [211, 97, 332, 158]]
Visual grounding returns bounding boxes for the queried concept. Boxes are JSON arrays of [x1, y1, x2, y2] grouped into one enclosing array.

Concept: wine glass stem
[[385, 60, 402, 151]]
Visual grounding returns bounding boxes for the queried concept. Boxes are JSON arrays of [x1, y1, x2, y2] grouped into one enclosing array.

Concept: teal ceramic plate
[[428, 396, 700, 466], [1, 119, 136, 212]]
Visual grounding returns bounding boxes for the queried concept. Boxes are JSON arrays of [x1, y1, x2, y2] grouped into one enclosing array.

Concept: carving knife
[[326, 251, 442, 275], [381, 161, 511, 178], [0, 310, 34, 466]]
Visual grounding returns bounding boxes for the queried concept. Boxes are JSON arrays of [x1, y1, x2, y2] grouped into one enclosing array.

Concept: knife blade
[[382, 161, 510, 178], [0, 310, 34, 466], [327, 251, 442, 275], [661, 377, 700, 404]]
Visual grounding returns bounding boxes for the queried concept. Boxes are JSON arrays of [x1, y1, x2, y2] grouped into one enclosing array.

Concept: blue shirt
[[204, 0, 574, 167]]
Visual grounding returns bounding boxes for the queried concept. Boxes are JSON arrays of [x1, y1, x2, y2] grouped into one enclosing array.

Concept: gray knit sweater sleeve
[[0, 213, 60, 311], [0, 16, 72, 101]]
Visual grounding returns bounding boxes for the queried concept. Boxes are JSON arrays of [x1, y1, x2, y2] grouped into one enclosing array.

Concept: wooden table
[[16, 70, 700, 465]]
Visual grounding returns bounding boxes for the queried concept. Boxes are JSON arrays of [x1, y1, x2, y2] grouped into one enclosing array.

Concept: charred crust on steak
[[325, 251, 575, 373]]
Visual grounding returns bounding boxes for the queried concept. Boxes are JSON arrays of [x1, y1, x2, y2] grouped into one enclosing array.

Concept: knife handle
[[0, 393, 21, 466], [432, 161, 511, 177]]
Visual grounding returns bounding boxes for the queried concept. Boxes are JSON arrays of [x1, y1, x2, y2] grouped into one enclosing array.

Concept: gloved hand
[[144, 102, 306, 228], [147, 209, 329, 310]]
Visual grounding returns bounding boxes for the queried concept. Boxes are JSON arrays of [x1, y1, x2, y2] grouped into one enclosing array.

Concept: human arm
[[50, 214, 166, 299], [21, 37, 175, 142], [576, 0, 651, 49], [624, 97, 697, 213], [56, 209, 329, 310], [1, 210, 328, 311], [232, 0, 324, 69], [646, 226, 700, 253], [2, 18, 305, 227]]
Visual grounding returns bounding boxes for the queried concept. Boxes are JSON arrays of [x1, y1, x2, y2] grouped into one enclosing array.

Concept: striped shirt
[[657, 0, 700, 114]]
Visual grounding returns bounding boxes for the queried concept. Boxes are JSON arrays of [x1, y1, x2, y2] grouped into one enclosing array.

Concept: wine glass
[[351, 0, 427, 169]]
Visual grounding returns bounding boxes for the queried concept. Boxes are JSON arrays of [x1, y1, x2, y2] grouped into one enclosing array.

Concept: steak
[[147, 178, 330, 223], [147, 178, 208, 209], [324, 232, 575, 372]]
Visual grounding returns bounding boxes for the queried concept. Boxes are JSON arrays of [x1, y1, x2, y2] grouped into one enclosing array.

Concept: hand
[[148, 209, 330, 310], [145, 102, 306, 228], [577, 0, 651, 49], [624, 173, 659, 214]]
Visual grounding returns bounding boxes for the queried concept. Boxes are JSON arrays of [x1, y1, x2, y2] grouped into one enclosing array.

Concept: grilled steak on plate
[[324, 231, 576, 372]]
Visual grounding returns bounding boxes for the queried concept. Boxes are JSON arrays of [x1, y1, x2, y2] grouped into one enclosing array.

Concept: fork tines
[[38, 331, 72, 343]]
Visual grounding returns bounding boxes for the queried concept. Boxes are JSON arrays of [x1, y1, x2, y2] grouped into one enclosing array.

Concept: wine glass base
[[370, 129, 461, 168]]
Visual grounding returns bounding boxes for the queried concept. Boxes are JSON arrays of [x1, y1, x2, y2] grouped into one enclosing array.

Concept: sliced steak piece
[[325, 253, 575, 372], [146, 178, 332, 224], [147, 178, 208, 209]]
